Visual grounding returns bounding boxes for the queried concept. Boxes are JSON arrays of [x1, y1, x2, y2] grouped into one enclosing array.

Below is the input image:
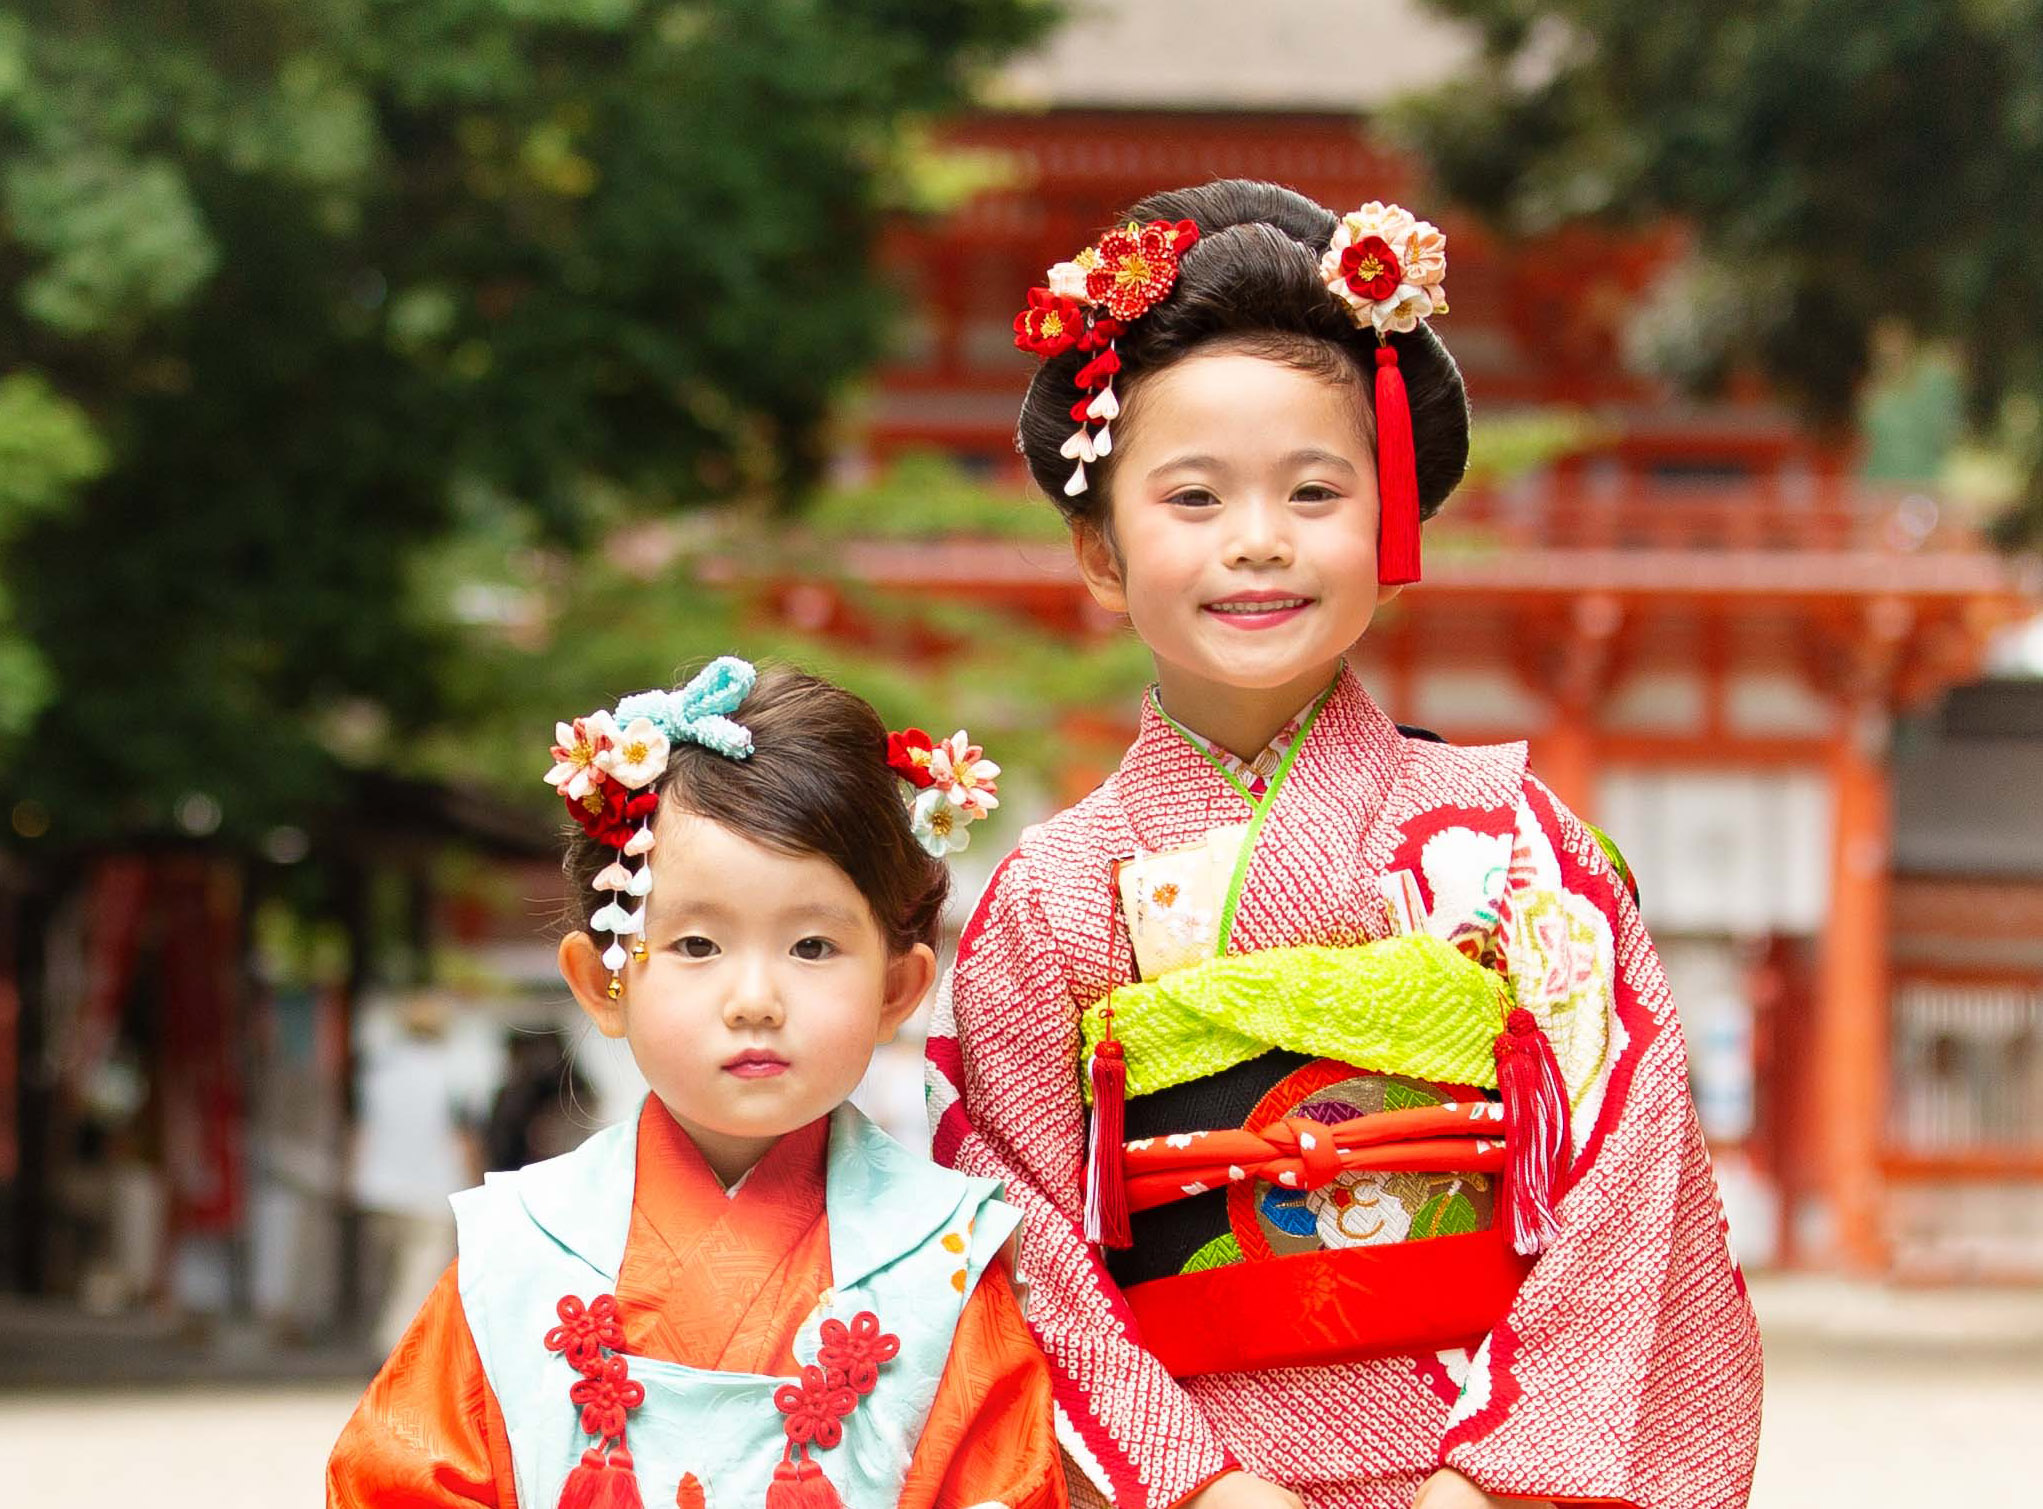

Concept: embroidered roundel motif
[[1225, 1058, 1498, 1261]]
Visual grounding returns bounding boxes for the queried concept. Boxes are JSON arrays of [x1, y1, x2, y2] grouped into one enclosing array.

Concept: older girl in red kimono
[[928, 181, 1762, 1509], [331, 663, 1064, 1509]]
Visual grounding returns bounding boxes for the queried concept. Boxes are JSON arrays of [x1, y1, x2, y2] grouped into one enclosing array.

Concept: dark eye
[[675, 935, 719, 959], [1294, 484, 1341, 503], [1167, 487, 1219, 508], [791, 937, 837, 961]]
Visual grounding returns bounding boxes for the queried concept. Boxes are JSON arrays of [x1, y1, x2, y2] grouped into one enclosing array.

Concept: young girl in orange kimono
[[330, 660, 1064, 1509]]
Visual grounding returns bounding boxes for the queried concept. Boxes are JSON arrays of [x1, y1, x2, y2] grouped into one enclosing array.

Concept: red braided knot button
[[814, 1311, 900, 1397], [544, 1293, 624, 1377], [774, 1363, 859, 1450], [568, 1354, 644, 1443]]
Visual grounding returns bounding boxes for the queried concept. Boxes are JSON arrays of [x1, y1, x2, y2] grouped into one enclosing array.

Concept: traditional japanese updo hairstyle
[[562, 666, 950, 954], [1016, 178, 1471, 532]]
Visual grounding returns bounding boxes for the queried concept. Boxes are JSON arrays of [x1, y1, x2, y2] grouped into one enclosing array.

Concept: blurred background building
[[3, 0, 2042, 1389]]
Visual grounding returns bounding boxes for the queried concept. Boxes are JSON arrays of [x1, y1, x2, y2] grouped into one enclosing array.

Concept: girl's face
[[561, 807, 934, 1184], [1075, 350, 1401, 742]]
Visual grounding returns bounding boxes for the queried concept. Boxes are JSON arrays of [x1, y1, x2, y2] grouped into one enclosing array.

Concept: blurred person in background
[[931, 181, 1762, 1509], [482, 1028, 592, 1174], [350, 990, 484, 1357]]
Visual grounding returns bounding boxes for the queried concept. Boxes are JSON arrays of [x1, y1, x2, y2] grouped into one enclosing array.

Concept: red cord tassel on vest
[[558, 1447, 645, 1509], [1493, 1007, 1572, 1256], [1084, 1034, 1132, 1249], [765, 1455, 843, 1509], [1374, 344, 1422, 586]]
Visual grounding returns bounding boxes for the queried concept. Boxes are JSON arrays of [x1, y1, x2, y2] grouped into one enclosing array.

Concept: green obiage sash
[[1081, 934, 1513, 1103]]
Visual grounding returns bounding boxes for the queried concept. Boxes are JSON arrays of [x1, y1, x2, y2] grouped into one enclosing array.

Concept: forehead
[[1120, 350, 1371, 458], [645, 808, 871, 919]]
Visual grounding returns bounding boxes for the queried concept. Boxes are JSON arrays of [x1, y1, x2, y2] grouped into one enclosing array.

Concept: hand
[[1411, 1468, 1555, 1509], [1178, 1471, 1306, 1509]]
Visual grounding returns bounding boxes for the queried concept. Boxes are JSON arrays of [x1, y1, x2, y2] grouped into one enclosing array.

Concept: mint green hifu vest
[[451, 1100, 1020, 1509]]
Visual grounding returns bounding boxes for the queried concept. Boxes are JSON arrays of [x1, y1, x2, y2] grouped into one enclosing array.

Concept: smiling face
[[1075, 348, 1401, 752], [561, 807, 934, 1184]]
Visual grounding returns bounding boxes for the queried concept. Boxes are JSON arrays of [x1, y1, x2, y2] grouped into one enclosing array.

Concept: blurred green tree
[[0, 0, 1052, 844], [1404, 0, 2043, 536]]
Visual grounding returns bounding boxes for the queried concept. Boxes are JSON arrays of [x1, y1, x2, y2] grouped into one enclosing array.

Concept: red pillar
[[1811, 709, 1892, 1271], [1532, 716, 1600, 820]]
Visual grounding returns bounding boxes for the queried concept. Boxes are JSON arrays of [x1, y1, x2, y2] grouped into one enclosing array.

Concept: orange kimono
[[328, 1101, 1065, 1509]]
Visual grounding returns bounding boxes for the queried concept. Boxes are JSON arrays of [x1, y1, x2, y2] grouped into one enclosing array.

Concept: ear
[[560, 931, 628, 1039], [1071, 523, 1128, 616], [1376, 582, 1405, 608], [877, 942, 938, 1044]]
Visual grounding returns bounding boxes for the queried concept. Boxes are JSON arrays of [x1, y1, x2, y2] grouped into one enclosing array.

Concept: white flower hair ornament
[[884, 726, 1000, 857], [543, 656, 758, 999], [1013, 199, 1449, 586]]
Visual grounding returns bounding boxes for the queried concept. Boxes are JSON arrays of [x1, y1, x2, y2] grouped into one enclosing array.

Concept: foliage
[[0, 0, 1055, 847], [1403, 0, 2043, 537]]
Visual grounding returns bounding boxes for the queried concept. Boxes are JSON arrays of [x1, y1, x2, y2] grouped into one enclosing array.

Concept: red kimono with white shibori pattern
[[925, 666, 1762, 1509]]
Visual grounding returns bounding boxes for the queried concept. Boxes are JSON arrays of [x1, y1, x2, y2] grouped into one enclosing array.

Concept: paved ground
[[4, 1278, 2039, 1504]]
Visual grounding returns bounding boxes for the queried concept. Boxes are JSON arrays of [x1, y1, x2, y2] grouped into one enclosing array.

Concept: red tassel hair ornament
[[1493, 1007, 1573, 1256], [1083, 1021, 1132, 1249], [1373, 343, 1422, 586]]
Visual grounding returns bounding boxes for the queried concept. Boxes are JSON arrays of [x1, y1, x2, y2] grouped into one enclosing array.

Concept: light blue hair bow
[[615, 656, 756, 760]]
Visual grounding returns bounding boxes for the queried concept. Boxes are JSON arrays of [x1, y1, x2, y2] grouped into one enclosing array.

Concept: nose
[[722, 957, 784, 1030], [1224, 494, 1294, 567]]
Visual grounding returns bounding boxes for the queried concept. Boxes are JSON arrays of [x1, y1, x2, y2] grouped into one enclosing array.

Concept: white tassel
[[1093, 422, 1112, 457], [1086, 383, 1119, 421], [1064, 460, 1088, 496], [601, 940, 628, 972], [624, 824, 656, 856], [626, 863, 653, 897], [1059, 425, 1097, 464]]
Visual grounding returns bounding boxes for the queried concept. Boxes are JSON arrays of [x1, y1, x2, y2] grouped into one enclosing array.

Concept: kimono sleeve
[[1440, 776, 1764, 1509], [926, 852, 1238, 1509], [328, 1263, 517, 1509], [898, 1254, 1070, 1509]]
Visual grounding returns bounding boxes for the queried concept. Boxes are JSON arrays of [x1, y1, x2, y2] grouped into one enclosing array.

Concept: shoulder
[[1013, 778, 1130, 875], [1397, 723, 1531, 801], [1511, 769, 1640, 910]]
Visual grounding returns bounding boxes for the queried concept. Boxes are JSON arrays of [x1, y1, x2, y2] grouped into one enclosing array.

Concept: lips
[[1202, 592, 1314, 627], [723, 1048, 790, 1079]]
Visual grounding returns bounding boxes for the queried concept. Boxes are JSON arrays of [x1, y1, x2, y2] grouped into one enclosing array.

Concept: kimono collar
[[513, 1097, 989, 1293], [1116, 663, 1404, 848]]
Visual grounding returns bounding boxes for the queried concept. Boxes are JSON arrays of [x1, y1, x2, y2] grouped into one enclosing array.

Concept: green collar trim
[[1082, 935, 1511, 1103], [1215, 679, 1336, 951]]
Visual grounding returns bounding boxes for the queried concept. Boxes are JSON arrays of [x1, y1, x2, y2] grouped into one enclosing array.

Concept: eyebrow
[[1146, 448, 1359, 481], [650, 897, 866, 930]]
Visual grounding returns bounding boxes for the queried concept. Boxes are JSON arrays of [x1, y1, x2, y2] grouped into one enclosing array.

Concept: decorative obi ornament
[[1078, 934, 1575, 1377], [541, 1293, 902, 1509]]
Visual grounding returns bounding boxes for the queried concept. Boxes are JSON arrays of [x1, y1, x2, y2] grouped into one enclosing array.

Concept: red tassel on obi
[[1084, 1034, 1132, 1249], [765, 1456, 844, 1509], [559, 1448, 645, 1509], [1373, 344, 1422, 586], [1493, 1007, 1573, 1256]]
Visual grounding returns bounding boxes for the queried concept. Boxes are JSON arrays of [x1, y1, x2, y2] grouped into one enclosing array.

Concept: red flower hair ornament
[[1011, 218, 1198, 498]]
